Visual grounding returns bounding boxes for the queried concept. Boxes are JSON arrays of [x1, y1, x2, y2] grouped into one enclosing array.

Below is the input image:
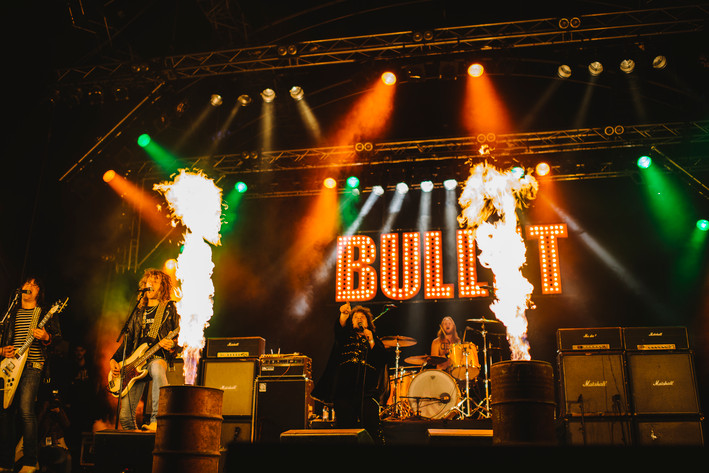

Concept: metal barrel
[[490, 360, 557, 446], [152, 385, 224, 473]]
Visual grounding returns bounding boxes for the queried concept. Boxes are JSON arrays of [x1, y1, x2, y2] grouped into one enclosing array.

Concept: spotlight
[[346, 176, 360, 188], [396, 182, 409, 194], [511, 166, 525, 179], [535, 162, 550, 176], [238, 94, 252, 106], [557, 64, 572, 78], [210, 94, 223, 107], [443, 179, 458, 190], [289, 86, 304, 101], [260, 88, 276, 103], [637, 155, 652, 169], [652, 55, 667, 69], [102, 170, 116, 183], [420, 180, 434, 192], [137, 134, 151, 148], [164, 258, 178, 272], [620, 59, 635, 74], [372, 185, 385, 195], [467, 63, 484, 77], [588, 61, 603, 76], [235, 181, 248, 193], [323, 177, 337, 189], [697, 219, 709, 231], [381, 72, 397, 85]]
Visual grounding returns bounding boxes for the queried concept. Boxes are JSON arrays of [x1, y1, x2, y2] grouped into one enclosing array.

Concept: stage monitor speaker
[[280, 429, 373, 444], [93, 430, 155, 473], [558, 352, 629, 416], [427, 428, 493, 446], [253, 378, 312, 443], [564, 417, 633, 446], [626, 352, 700, 415], [200, 358, 257, 416], [635, 417, 704, 446]]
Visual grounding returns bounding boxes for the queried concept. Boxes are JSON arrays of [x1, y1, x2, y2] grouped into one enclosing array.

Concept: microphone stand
[[114, 294, 143, 429]]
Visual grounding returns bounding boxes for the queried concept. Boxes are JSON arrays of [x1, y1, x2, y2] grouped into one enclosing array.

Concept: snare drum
[[405, 369, 460, 419], [448, 342, 480, 380]]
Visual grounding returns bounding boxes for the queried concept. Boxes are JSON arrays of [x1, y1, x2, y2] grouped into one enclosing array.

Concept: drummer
[[429, 316, 461, 371]]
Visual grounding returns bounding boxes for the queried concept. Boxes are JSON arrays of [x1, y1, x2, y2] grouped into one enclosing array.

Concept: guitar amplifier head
[[205, 337, 265, 358], [258, 354, 312, 379]]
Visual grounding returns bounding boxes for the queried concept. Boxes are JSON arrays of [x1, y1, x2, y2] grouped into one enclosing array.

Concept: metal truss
[[126, 120, 708, 198], [55, 5, 709, 87]]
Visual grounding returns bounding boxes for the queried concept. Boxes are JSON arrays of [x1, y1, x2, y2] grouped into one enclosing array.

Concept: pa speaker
[[252, 378, 312, 443], [280, 429, 373, 444], [626, 352, 700, 415], [93, 430, 154, 473], [558, 352, 629, 416], [200, 359, 257, 416]]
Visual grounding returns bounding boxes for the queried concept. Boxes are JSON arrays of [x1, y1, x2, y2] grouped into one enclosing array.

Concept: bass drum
[[405, 369, 460, 419]]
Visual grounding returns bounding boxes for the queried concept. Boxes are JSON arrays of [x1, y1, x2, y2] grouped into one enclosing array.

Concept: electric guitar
[[107, 328, 180, 398], [1, 298, 68, 409]]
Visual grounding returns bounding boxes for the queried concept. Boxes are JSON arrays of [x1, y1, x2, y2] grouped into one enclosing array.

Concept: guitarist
[[109, 269, 179, 431], [0, 276, 62, 473]]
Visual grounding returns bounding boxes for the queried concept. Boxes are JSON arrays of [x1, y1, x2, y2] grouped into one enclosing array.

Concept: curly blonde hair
[[137, 268, 173, 307]]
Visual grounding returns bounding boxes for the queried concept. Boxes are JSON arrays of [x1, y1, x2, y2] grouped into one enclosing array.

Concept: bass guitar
[[1, 298, 68, 409], [107, 328, 179, 398]]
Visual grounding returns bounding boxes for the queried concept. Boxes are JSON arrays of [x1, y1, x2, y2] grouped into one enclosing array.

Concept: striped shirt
[[13, 308, 44, 365]]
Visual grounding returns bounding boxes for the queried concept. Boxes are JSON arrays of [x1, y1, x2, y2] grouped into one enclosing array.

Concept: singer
[[312, 302, 389, 444], [1, 276, 62, 473], [108, 269, 179, 431]]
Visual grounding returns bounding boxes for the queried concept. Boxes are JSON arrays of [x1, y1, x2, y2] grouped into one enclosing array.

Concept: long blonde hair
[[436, 316, 461, 343], [137, 268, 173, 308]]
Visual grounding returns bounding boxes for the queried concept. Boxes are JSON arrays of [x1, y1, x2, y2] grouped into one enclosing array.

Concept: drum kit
[[379, 317, 507, 421]]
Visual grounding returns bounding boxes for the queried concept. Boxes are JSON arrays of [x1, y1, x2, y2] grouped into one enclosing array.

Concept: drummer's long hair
[[436, 316, 461, 342]]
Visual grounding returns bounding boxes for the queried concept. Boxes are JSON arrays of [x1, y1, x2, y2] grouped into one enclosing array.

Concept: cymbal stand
[[470, 323, 491, 419], [451, 348, 473, 418], [383, 340, 408, 419]]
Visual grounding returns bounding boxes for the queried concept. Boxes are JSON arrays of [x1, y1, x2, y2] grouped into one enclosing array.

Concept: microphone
[[137, 287, 151, 293], [384, 303, 397, 308], [17, 289, 31, 294], [439, 393, 451, 403]]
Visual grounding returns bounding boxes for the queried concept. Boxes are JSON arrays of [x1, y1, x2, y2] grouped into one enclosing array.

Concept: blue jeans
[[0, 365, 42, 468], [118, 358, 168, 429]]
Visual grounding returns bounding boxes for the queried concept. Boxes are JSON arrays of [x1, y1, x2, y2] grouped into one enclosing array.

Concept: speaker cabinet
[[564, 417, 633, 446], [252, 378, 313, 443], [280, 429, 373, 444], [427, 428, 493, 446], [145, 359, 185, 417], [634, 417, 704, 446], [221, 416, 252, 447], [558, 352, 629, 416], [626, 351, 700, 415], [200, 359, 257, 416], [93, 430, 155, 473]]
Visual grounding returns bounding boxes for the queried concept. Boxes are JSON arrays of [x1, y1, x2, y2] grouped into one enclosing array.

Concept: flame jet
[[154, 169, 223, 384], [458, 162, 538, 360]]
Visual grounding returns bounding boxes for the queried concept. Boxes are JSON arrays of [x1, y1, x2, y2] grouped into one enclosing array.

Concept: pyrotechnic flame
[[154, 169, 223, 384], [458, 162, 538, 360]]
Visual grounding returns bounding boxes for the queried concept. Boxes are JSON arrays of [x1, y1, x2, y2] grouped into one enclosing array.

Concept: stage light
[[381, 71, 397, 85], [467, 63, 484, 77], [346, 176, 360, 188], [238, 94, 252, 106], [443, 179, 457, 190], [637, 155, 652, 169], [535, 162, 550, 176], [323, 177, 337, 189], [372, 185, 385, 195], [261, 88, 276, 103], [235, 181, 247, 193], [137, 133, 151, 148], [557, 64, 572, 78], [164, 258, 178, 272], [289, 86, 305, 101], [511, 166, 525, 179], [697, 219, 709, 231], [102, 170, 116, 183], [420, 180, 434, 192], [396, 182, 409, 194], [210, 94, 223, 107], [588, 61, 603, 76], [652, 55, 667, 69], [620, 59, 635, 74]]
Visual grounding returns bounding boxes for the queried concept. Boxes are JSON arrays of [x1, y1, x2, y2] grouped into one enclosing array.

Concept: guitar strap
[[146, 301, 168, 339], [30, 307, 42, 331]]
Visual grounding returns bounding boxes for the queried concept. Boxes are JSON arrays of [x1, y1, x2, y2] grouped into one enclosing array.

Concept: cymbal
[[466, 318, 504, 326], [381, 335, 417, 348], [404, 355, 447, 366]]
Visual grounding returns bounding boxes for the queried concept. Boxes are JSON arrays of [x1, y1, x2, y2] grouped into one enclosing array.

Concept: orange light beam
[[462, 73, 512, 135], [104, 173, 171, 233]]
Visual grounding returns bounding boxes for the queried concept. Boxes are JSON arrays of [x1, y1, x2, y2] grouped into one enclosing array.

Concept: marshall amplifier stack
[[252, 353, 313, 443], [557, 326, 703, 446]]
